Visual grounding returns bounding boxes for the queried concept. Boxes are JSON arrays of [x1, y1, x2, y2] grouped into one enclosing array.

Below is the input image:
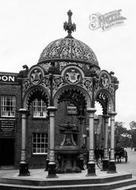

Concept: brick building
[[0, 72, 21, 167]]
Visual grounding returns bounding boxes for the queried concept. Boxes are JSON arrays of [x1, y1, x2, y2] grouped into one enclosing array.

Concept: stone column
[[19, 108, 30, 176], [108, 111, 117, 173], [87, 107, 96, 176], [78, 116, 85, 170], [47, 106, 57, 178], [102, 114, 109, 171]]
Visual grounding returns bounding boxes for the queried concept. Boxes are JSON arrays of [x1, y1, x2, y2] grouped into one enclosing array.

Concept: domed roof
[[38, 37, 99, 66], [38, 10, 99, 68]]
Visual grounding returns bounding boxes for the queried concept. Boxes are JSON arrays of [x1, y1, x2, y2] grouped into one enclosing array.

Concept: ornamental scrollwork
[[54, 76, 63, 90], [40, 75, 63, 96], [42, 76, 50, 88], [22, 79, 31, 96], [84, 78, 92, 92], [108, 84, 114, 95], [38, 38, 99, 66]]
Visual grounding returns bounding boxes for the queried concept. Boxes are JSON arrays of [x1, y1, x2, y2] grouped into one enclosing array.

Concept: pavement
[[116, 148, 136, 176]]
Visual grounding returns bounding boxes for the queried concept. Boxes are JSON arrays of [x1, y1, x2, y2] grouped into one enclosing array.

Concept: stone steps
[[0, 173, 135, 190], [0, 179, 136, 190], [114, 183, 136, 190], [0, 173, 132, 186]]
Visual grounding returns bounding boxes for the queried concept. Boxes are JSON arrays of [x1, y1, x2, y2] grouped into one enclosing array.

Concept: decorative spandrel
[[84, 78, 93, 92]]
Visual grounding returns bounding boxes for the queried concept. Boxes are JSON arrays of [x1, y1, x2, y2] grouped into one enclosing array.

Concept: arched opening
[[95, 89, 114, 115], [53, 87, 90, 173], [94, 90, 114, 170], [55, 87, 87, 147], [22, 87, 50, 168], [24, 86, 49, 110], [94, 102, 103, 149]]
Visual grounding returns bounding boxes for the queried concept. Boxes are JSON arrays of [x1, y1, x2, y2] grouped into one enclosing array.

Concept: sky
[[0, 0, 135, 128]]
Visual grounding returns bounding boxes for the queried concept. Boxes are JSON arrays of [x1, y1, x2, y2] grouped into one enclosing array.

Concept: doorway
[[0, 138, 15, 166]]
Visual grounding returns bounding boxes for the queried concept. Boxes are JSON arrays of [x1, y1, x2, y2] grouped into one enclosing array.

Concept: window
[[32, 133, 48, 154], [1, 96, 16, 117], [33, 99, 47, 118]]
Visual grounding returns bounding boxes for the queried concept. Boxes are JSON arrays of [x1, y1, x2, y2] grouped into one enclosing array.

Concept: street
[[116, 148, 136, 176]]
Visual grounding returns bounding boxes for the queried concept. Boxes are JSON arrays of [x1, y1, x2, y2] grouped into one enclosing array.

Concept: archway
[[53, 86, 90, 173], [19, 85, 50, 175], [23, 85, 49, 109], [95, 89, 114, 171]]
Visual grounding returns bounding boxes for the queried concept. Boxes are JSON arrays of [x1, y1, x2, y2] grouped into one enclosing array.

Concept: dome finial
[[64, 10, 76, 38]]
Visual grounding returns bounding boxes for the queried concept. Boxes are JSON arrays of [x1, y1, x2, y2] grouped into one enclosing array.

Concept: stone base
[[86, 162, 96, 176], [47, 163, 57, 178], [78, 159, 84, 170], [57, 166, 81, 174], [108, 161, 116, 173], [0, 172, 133, 190], [102, 159, 109, 171], [19, 162, 30, 176], [45, 159, 49, 171]]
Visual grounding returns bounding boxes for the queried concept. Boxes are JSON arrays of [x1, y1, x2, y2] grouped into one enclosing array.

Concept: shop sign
[[0, 120, 15, 136], [67, 105, 77, 115], [0, 74, 16, 83]]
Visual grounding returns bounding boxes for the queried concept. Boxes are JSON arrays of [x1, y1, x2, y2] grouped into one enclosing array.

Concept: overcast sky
[[0, 0, 135, 128]]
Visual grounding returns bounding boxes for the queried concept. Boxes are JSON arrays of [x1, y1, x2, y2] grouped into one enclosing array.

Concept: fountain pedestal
[[56, 123, 81, 173]]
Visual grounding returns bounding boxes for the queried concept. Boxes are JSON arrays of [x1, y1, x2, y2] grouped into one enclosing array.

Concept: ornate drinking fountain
[[56, 122, 81, 173]]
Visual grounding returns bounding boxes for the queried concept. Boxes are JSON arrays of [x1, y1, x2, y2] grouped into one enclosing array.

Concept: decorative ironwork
[[38, 38, 98, 66], [25, 87, 49, 109], [29, 67, 43, 85], [22, 79, 31, 95], [100, 73, 110, 88], [64, 68, 82, 84], [96, 90, 113, 115], [54, 76, 63, 90], [48, 62, 55, 106], [58, 88, 86, 116], [63, 10, 76, 38], [84, 78, 92, 92], [21, 10, 119, 121], [96, 70, 118, 96], [40, 61, 96, 77], [90, 70, 99, 108], [110, 71, 119, 91]]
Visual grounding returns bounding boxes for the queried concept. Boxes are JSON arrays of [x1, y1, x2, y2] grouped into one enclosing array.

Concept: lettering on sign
[[0, 75, 16, 82], [0, 120, 15, 137], [67, 105, 77, 115]]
